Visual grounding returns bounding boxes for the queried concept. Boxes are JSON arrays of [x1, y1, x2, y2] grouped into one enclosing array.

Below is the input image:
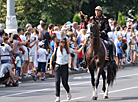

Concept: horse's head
[[89, 17, 100, 38]]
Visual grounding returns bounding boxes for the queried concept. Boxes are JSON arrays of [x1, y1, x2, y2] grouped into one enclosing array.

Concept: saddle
[[86, 39, 115, 60]]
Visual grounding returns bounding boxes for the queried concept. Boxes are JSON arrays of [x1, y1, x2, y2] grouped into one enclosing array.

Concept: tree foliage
[[117, 12, 126, 27], [0, 0, 138, 27], [73, 14, 81, 24]]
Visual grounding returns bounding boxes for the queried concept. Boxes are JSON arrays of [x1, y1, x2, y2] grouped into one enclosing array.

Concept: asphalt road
[[0, 66, 138, 102]]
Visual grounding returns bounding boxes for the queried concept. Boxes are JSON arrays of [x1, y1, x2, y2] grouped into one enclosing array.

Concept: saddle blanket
[[87, 39, 115, 60]]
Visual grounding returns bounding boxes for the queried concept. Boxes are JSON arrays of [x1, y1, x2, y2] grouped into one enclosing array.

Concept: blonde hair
[[60, 31, 66, 37], [131, 35, 136, 44], [54, 26, 59, 31], [80, 29, 87, 35], [117, 36, 122, 40]]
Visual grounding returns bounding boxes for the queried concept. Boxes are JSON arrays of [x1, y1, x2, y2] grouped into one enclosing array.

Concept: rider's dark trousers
[[101, 33, 114, 60], [55, 64, 70, 97]]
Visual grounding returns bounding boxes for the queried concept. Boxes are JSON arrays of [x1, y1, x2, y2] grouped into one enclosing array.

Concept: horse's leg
[[102, 69, 106, 93], [89, 65, 95, 98], [92, 67, 102, 100], [103, 66, 110, 99]]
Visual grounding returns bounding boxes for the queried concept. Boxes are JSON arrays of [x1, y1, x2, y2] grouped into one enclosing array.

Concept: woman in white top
[[1, 36, 14, 64], [50, 37, 87, 102]]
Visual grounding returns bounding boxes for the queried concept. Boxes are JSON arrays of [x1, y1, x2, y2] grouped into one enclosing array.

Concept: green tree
[[73, 14, 81, 24], [0, 0, 6, 23], [117, 12, 126, 27]]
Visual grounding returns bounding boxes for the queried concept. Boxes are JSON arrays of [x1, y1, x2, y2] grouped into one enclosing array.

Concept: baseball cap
[[39, 42, 45, 46], [15, 51, 22, 55]]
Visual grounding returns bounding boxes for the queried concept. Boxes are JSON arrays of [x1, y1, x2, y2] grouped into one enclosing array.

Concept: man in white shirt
[[37, 20, 43, 30], [107, 26, 115, 42], [28, 27, 38, 74]]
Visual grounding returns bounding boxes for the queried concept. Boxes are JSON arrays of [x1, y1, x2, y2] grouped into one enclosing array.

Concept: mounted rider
[[80, 6, 116, 68]]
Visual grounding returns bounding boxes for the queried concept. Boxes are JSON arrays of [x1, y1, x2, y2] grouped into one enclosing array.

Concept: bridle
[[86, 32, 101, 40], [86, 21, 101, 40]]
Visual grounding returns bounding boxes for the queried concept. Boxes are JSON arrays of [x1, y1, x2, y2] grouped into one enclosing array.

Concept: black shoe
[[80, 61, 87, 68], [5, 84, 12, 87], [33, 75, 37, 81], [41, 78, 45, 81], [12, 83, 19, 87]]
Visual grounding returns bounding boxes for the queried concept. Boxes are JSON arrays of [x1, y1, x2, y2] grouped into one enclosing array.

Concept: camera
[[28, 32, 31, 36], [0, 44, 5, 46]]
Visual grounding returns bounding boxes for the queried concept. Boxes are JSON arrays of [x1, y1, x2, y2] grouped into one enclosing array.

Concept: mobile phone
[[34, 37, 36, 40]]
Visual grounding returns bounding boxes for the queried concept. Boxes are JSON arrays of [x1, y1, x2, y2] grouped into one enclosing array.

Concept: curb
[[20, 64, 138, 82], [20, 69, 87, 82]]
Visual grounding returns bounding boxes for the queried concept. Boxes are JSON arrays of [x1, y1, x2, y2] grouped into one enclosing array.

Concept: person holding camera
[[0, 36, 14, 64], [50, 37, 87, 102]]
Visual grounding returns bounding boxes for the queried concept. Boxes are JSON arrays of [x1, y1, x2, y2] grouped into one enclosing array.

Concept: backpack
[[122, 42, 127, 50]]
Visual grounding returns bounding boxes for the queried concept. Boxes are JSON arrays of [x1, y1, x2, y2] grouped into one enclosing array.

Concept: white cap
[[108, 19, 112, 23], [39, 42, 45, 46], [127, 18, 132, 22], [95, 6, 102, 11]]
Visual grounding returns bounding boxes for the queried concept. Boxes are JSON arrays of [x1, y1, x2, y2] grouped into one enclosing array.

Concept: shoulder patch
[[104, 16, 107, 18]]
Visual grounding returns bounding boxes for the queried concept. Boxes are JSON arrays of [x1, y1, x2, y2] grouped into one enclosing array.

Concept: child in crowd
[[117, 36, 124, 68], [135, 32, 138, 63], [130, 35, 137, 63], [78, 44, 83, 69], [34, 42, 48, 81], [15, 51, 22, 83]]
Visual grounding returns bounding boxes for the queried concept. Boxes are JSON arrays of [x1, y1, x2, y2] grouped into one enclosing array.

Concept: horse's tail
[[108, 64, 118, 86]]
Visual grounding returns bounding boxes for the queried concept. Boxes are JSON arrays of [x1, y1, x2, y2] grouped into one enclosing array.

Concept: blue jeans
[[1, 60, 11, 64]]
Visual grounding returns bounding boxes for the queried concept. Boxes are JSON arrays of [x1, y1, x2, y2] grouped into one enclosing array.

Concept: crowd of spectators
[[107, 18, 138, 68], [0, 18, 138, 87]]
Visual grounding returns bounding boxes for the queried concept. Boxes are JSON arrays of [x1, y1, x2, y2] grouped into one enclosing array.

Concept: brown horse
[[86, 19, 118, 100]]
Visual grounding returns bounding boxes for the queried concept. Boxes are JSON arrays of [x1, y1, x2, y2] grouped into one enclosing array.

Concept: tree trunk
[[116, 11, 118, 21], [79, 0, 84, 11]]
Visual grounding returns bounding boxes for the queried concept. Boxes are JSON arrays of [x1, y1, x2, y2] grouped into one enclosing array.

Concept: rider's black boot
[[108, 41, 116, 65], [80, 60, 87, 68], [80, 49, 87, 68]]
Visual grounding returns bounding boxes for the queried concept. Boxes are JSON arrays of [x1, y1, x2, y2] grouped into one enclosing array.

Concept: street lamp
[[4, 0, 18, 34]]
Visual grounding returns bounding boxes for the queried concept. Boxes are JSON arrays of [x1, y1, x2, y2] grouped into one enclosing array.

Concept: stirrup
[[80, 61, 87, 68]]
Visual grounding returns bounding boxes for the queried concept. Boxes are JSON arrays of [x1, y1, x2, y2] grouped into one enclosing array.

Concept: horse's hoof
[[92, 97, 97, 100], [103, 96, 108, 99]]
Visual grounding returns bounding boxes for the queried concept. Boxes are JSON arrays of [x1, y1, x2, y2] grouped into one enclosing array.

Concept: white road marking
[[73, 73, 138, 80], [0, 88, 54, 97], [61, 96, 87, 102], [60, 86, 138, 102], [1, 73, 138, 97]]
